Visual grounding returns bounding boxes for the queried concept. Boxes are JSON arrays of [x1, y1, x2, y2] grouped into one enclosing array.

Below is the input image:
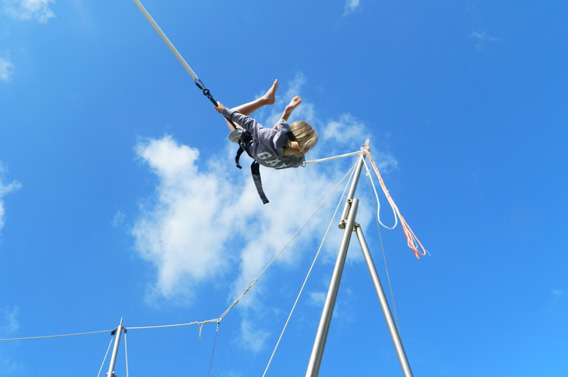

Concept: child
[[214, 80, 318, 203], [214, 79, 318, 169]]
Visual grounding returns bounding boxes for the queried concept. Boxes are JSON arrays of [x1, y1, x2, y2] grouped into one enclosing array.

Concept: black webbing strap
[[235, 131, 269, 204], [194, 79, 269, 204], [195, 79, 239, 130], [194, 79, 217, 106], [250, 161, 269, 204], [235, 146, 246, 169]]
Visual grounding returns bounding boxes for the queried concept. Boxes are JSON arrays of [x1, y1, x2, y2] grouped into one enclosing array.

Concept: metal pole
[[355, 225, 414, 377], [305, 199, 359, 377], [338, 139, 369, 228], [106, 318, 124, 377]]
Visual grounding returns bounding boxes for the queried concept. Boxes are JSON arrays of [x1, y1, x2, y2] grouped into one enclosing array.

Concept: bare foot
[[262, 79, 278, 105]]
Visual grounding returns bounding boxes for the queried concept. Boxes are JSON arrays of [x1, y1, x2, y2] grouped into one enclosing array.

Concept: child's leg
[[223, 80, 278, 131], [234, 79, 278, 115]]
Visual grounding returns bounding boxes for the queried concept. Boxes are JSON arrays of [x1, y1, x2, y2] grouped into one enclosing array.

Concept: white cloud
[[131, 76, 397, 349], [238, 319, 270, 353], [343, 0, 360, 16], [132, 137, 236, 301], [308, 291, 326, 306], [323, 113, 366, 146], [470, 31, 500, 50], [2, 0, 55, 23], [0, 165, 22, 233], [0, 57, 14, 82], [112, 211, 126, 228]]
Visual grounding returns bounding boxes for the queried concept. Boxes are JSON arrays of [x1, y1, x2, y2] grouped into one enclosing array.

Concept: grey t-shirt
[[222, 108, 305, 169]]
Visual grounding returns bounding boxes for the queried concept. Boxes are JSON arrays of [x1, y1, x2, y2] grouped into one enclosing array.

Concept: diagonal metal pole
[[355, 225, 414, 377], [305, 198, 360, 377], [106, 318, 124, 377]]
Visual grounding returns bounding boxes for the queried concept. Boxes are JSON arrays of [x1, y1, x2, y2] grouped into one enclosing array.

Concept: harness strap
[[250, 161, 269, 204], [235, 131, 269, 204], [235, 146, 245, 169]]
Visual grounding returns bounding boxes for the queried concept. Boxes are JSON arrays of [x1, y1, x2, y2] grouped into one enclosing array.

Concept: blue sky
[[1, 0, 567, 376]]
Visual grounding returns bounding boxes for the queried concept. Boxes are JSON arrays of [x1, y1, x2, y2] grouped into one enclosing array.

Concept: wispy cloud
[[2, 0, 55, 23], [0, 306, 21, 373], [0, 57, 14, 82], [324, 113, 365, 144], [112, 211, 126, 228], [550, 289, 562, 310], [470, 31, 501, 50], [238, 319, 270, 352], [131, 76, 396, 349], [0, 306, 19, 336], [343, 0, 360, 16], [308, 291, 326, 307], [0, 164, 22, 233]]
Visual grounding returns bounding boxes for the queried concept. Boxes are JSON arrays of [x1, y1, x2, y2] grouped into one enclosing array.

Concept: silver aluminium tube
[[106, 318, 124, 377], [305, 199, 359, 377], [355, 225, 413, 377]]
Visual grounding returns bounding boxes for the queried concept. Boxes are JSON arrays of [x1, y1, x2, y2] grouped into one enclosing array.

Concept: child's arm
[[280, 96, 302, 122], [214, 102, 226, 114]]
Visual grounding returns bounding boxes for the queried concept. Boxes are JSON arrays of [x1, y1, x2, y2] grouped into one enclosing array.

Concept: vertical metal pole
[[339, 139, 369, 228], [355, 225, 414, 377], [106, 318, 124, 377], [305, 140, 369, 377], [305, 199, 359, 377]]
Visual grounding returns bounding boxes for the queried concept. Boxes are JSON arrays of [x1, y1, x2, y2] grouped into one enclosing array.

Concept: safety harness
[[234, 131, 269, 204]]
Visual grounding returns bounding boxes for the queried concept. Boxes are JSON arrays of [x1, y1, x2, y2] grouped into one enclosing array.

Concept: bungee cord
[[302, 149, 363, 166], [131, 0, 198, 81]]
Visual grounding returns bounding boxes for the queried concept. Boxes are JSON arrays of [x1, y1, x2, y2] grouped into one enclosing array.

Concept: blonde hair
[[286, 121, 318, 156]]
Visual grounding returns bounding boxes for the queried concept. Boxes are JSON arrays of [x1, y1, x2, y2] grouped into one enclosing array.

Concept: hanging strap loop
[[194, 79, 218, 106], [234, 131, 269, 204]]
